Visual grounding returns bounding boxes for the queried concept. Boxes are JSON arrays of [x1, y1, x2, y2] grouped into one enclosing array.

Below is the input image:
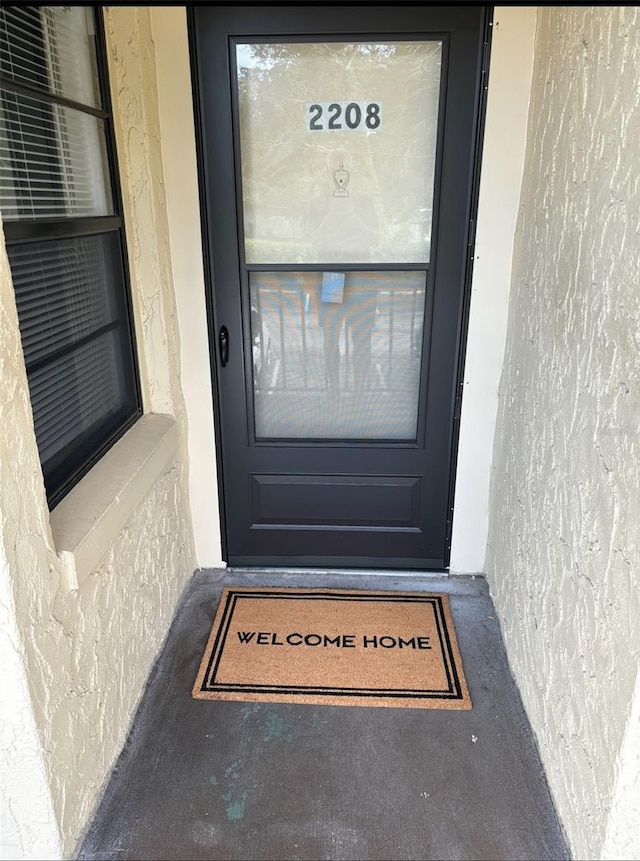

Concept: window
[[0, 6, 141, 507]]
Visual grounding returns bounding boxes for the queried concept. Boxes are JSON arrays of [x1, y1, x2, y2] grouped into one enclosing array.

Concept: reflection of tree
[[236, 41, 441, 263]]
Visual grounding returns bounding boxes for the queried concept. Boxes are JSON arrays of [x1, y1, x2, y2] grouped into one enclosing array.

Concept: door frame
[[187, 5, 494, 569], [442, 13, 493, 568]]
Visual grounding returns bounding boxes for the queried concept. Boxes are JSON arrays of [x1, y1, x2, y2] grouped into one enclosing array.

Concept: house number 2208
[[307, 101, 382, 132]]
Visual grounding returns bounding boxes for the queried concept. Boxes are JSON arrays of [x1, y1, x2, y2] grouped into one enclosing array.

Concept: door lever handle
[[219, 325, 229, 367]]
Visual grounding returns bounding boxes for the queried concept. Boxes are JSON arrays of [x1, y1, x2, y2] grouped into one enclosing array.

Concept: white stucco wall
[[486, 7, 640, 859], [0, 493, 62, 861], [0, 7, 198, 858], [601, 667, 640, 860]]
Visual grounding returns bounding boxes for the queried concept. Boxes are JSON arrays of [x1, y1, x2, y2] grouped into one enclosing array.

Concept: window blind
[[29, 333, 125, 465], [0, 90, 112, 219], [9, 234, 120, 369], [0, 6, 101, 107]]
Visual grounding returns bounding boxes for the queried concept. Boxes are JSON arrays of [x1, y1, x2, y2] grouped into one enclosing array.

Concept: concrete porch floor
[[76, 570, 570, 861]]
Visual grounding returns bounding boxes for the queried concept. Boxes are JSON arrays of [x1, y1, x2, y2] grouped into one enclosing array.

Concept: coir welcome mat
[[192, 588, 471, 710]]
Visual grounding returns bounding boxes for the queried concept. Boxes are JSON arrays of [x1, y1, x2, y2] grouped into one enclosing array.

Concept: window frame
[[0, 5, 143, 509]]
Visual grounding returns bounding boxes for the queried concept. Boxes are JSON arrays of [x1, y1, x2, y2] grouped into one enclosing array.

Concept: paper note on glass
[[321, 272, 345, 304]]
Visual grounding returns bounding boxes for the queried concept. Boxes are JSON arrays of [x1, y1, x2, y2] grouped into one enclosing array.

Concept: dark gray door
[[190, 5, 488, 569]]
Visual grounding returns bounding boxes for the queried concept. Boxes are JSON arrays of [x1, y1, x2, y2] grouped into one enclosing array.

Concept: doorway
[[190, 6, 489, 569]]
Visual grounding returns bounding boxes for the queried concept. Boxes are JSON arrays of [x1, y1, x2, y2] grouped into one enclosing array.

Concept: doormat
[[192, 588, 471, 709]]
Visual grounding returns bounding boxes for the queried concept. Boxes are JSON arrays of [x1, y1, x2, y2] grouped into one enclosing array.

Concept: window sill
[[50, 414, 180, 591]]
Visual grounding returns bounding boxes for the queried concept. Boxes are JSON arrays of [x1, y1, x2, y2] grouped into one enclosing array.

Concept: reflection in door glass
[[237, 41, 442, 264], [250, 271, 426, 439]]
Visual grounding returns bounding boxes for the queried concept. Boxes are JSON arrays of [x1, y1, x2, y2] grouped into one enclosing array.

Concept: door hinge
[[480, 42, 489, 93], [481, 40, 490, 81], [468, 218, 476, 250], [445, 514, 454, 549], [454, 395, 463, 422]]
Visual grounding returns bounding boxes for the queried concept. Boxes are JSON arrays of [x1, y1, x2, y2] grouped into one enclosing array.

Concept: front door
[[190, 6, 488, 569]]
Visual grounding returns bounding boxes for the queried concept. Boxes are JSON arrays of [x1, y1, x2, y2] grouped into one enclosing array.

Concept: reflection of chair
[[251, 277, 308, 391], [319, 290, 377, 392], [251, 307, 272, 389], [320, 272, 386, 392]]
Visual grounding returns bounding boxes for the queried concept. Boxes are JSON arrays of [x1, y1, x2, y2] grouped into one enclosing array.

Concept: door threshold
[[226, 566, 450, 579]]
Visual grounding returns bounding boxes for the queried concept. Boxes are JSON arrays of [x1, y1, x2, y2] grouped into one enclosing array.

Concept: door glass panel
[[237, 41, 442, 264], [250, 271, 426, 439]]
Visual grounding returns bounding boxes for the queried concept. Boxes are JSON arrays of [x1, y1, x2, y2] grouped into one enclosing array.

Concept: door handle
[[219, 325, 229, 367]]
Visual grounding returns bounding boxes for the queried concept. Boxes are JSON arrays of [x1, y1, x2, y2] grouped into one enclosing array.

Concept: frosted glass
[[250, 271, 426, 439], [237, 41, 441, 264]]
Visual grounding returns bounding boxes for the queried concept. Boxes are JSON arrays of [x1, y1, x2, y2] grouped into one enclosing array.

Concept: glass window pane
[[28, 330, 132, 468], [0, 6, 101, 108], [9, 234, 121, 368], [250, 271, 426, 439], [237, 41, 441, 264], [7, 234, 138, 484], [0, 90, 112, 219]]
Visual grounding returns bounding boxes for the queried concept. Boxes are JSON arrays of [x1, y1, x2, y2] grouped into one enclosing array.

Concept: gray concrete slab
[[76, 570, 570, 861]]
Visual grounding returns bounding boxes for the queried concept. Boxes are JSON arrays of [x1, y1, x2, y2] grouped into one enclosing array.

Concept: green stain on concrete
[[209, 775, 218, 786], [222, 791, 248, 822], [224, 760, 240, 780], [261, 711, 294, 744], [241, 703, 261, 721]]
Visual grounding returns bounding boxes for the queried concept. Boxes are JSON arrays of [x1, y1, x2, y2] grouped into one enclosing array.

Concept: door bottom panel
[[250, 473, 422, 529]]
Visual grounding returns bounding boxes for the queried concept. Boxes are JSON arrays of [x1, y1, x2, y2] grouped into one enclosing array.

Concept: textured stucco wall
[[602, 672, 640, 861], [0, 251, 63, 860], [104, 7, 185, 420], [0, 7, 197, 859], [601, 669, 640, 859], [486, 7, 640, 859]]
